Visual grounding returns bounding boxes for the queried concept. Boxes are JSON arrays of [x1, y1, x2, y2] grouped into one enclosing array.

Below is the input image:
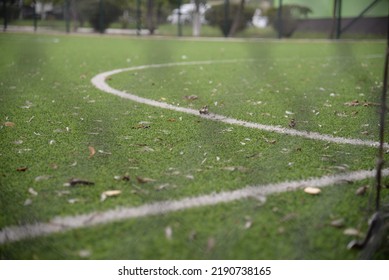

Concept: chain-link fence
[[1, 0, 388, 39]]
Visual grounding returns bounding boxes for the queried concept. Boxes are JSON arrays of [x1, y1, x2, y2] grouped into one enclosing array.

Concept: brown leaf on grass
[[184, 95, 198, 101], [167, 118, 176, 122], [114, 175, 131, 181], [344, 100, 360, 106], [363, 101, 380, 107], [136, 176, 156, 184], [64, 178, 95, 187], [88, 146, 96, 158], [16, 166, 28, 172], [100, 190, 122, 202], [4, 121, 15, 127], [199, 105, 209, 115]]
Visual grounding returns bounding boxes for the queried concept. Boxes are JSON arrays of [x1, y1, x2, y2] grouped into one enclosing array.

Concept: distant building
[[276, 0, 388, 36]]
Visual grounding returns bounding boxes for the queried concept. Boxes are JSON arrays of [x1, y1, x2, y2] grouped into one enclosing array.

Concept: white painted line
[[91, 60, 388, 148], [1, 168, 387, 244]]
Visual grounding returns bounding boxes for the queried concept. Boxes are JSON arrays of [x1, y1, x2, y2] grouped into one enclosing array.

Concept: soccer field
[[0, 33, 388, 259]]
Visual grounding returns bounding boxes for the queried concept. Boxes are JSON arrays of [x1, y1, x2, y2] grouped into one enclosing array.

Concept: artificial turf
[[0, 33, 388, 259]]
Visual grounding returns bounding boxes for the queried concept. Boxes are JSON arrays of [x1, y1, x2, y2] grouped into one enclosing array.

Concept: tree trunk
[[192, 0, 201, 37], [70, 0, 79, 32], [228, 0, 245, 37], [147, 0, 155, 35]]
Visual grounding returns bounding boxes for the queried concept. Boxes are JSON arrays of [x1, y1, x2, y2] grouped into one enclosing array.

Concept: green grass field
[[0, 33, 388, 259]]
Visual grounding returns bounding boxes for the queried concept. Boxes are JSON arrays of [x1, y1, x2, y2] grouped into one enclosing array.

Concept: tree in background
[[266, 4, 312, 37], [205, 2, 255, 37]]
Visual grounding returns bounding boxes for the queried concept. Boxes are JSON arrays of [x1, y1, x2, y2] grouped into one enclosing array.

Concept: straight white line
[[91, 60, 388, 148], [1, 168, 387, 244]]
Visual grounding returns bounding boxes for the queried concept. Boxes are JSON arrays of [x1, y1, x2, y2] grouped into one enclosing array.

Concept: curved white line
[[1, 60, 386, 245], [1, 168, 387, 244], [91, 60, 388, 148]]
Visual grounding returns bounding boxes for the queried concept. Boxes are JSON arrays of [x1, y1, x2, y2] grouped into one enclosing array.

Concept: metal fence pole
[[65, 0, 70, 33], [2, 0, 7, 31], [335, 0, 342, 39], [33, 0, 37, 31], [277, 0, 283, 39], [136, 0, 141, 35], [99, 0, 104, 33], [177, 0, 182, 37], [223, 0, 229, 37]]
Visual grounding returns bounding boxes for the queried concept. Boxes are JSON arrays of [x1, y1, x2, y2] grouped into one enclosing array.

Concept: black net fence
[[1, 0, 388, 39]]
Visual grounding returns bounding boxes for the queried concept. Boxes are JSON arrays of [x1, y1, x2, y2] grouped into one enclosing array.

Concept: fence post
[[136, 0, 141, 35], [177, 0, 182, 37], [223, 0, 229, 37], [65, 0, 70, 33], [277, 0, 283, 39], [99, 0, 104, 33], [335, 0, 342, 39]]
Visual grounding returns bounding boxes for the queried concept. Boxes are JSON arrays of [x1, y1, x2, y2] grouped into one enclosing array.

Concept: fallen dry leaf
[[4, 121, 15, 127], [78, 249, 91, 258], [263, 137, 277, 144], [304, 187, 321, 195], [330, 218, 345, 228], [199, 105, 209, 115], [244, 217, 253, 229], [64, 178, 95, 187], [132, 123, 150, 129], [88, 146, 96, 158], [35, 175, 51, 182], [136, 176, 156, 184], [363, 101, 380, 107], [24, 198, 32, 206], [184, 95, 198, 101], [355, 185, 368, 196], [16, 166, 28, 172], [221, 166, 249, 172], [343, 228, 360, 236], [114, 175, 131, 181], [100, 190, 122, 202], [165, 226, 173, 240], [344, 100, 360, 106], [206, 237, 216, 253], [288, 118, 296, 128], [28, 187, 38, 196]]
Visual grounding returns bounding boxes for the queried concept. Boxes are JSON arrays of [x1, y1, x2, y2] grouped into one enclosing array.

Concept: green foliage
[[82, 0, 122, 33], [266, 4, 312, 37], [205, 3, 255, 37]]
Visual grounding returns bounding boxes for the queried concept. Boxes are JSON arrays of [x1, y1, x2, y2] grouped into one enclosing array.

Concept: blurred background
[[1, 0, 388, 39]]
